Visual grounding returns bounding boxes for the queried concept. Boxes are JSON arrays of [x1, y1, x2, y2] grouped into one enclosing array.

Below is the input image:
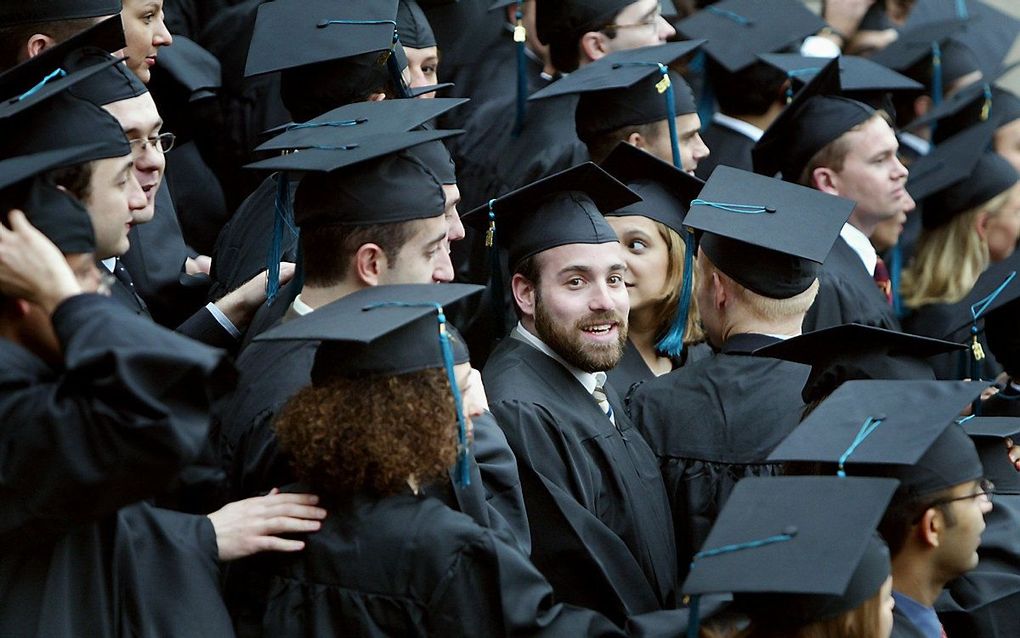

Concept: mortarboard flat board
[[397, 0, 437, 49], [905, 120, 1018, 229], [683, 475, 896, 625], [535, 0, 634, 45], [674, 0, 826, 74], [868, 18, 966, 72], [932, 248, 1020, 341], [960, 416, 1020, 493], [0, 0, 121, 27], [256, 97, 468, 153], [907, 80, 1020, 141], [461, 162, 639, 269], [905, 0, 1020, 82], [244, 0, 400, 77], [598, 142, 703, 236], [754, 323, 965, 404], [752, 57, 876, 182], [758, 54, 924, 96], [684, 165, 854, 299], [767, 379, 988, 494], [148, 35, 222, 102], [0, 55, 123, 118], [65, 49, 147, 107]]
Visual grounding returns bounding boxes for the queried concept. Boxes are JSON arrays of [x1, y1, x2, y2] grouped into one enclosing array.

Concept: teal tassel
[[686, 595, 701, 638], [656, 230, 695, 358], [931, 42, 943, 107], [18, 68, 66, 101], [890, 244, 904, 319], [837, 416, 885, 477], [266, 173, 298, 302]]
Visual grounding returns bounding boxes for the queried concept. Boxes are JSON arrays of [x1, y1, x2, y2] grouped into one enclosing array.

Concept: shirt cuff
[[800, 36, 842, 59], [205, 302, 242, 340]]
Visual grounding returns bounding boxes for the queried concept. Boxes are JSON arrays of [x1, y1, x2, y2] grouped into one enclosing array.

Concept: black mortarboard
[[752, 58, 876, 182], [0, 144, 106, 253], [256, 282, 483, 485], [397, 0, 436, 49], [0, 53, 121, 115], [148, 35, 221, 102], [905, 0, 1020, 81], [244, 0, 400, 77], [755, 324, 965, 404], [461, 162, 639, 269], [907, 82, 1020, 142], [685, 166, 853, 299], [0, 0, 121, 26], [869, 19, 965, 73], [683, 476, 896, 627], [961, 416, 1020, 494], [65, 49, 147, 107], [905, 121, 1018, 229], [935, 248, 1020, 340], [768, 379, 987, 495], [758, 54, 924, 97], [256, 97, 467, 153], [985, 294, 1020, 377], [535, 0, 633, 45], [674, 0, 825, 74], [288, 133, 457, 228], [406, 139, 456, 185]]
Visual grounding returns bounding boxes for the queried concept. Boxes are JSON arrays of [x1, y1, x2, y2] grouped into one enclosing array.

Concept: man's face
[[102, 92, 165, 225], [637, 114, 710, 175], [119, 0, 173, 83], [442, 183, 465, 243], [83, 155, 148, 259], [404, 46, 439, 97], [381, 213, 454, 284], [529, 242, 630, 373], [933, 479, 992, 580], [604, 0, 676, 54], [994, 118, 1020, 173], [827, 117, 914, 233]]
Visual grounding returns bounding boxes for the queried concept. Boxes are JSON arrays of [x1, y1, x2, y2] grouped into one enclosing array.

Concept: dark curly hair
[[274, 367, 458, 497]]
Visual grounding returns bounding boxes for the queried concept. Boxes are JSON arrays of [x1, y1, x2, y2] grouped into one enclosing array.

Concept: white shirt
[[101, 257, 116, 272], [512, 322, 604, 397], [898, 131, 931, 157], [840, 223, 878, 276], [290, 294, 315, 317], [712, 112, 764, 142]]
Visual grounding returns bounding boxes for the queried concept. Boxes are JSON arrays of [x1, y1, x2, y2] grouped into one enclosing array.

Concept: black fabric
[[14, 178, 96, 254], [804, 236, 902, 332], [66, 51, 148, 107], [607, 339, 713, 409], [0, 294, 233, 637], [629, 333, 810, 581], [396, 0, 436, 49], [535, 0, 631, 45], [694, 120, 756, 179], [982, 385, 1020, 417], [0, 92, 129, 162], [903, 302, 1002, 381], [483, 336, 679, 625], [0, 0, 120, 27]]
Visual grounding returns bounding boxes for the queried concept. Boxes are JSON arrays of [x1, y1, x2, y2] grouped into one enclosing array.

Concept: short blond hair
[[701, 253, 820, 322]]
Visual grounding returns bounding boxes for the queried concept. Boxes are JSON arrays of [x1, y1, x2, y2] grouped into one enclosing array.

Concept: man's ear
[[974, 210, 991, 241], [511, 273, 537, 320], [627, 131, 646, 149], [578, 31, 608, 65], [916, 507, 942, 549], [367, 92, 387, 102], [353, 243, 389, 286], [711, 271, 729, 311], [812, 167, 841, 196], [25, 33, 56, 60]]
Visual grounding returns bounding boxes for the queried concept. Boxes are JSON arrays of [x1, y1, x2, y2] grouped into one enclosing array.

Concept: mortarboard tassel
[[837, 416, 885, 477], [784, 67, 821, 103], [689, 199, 774, 214], [512, 0, 528, 138], [968, 270, 1016, 381], [655, 230, 695, 360], [955, 0, 970, 20], [17, 68, 66, 101], [485, 200, 509, 338], [266, 172, 298, 302], [889, 243, 904, 319], [980, 83, 993, 122], [686, 529, 797, 638], [931, 42, 943, 107], [285, 118, 366, 131]]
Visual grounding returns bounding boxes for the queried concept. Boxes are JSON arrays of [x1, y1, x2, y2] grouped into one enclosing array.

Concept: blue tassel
[[512, 1, 528, 138], [965, 271, 1013, 382], [889, 244, 903, 319], [656, 230, 695, 358], [686, 595, 701, 638], [837, 416, 885, 477], [690, 199, 773, 215], [611, 62, 682, 169], [266, 173, 297, 302], [955, 0, 969, 19], [18, 68, 66, 101], [485, 201, 509, 338], [931, 42, 943, 107]]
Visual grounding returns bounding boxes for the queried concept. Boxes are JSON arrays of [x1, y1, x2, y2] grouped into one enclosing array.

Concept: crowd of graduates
[[3, 0, 1020, 636]]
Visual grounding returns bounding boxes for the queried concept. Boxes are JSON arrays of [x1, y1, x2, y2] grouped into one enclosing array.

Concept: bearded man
[[473, 163, 679, 626]]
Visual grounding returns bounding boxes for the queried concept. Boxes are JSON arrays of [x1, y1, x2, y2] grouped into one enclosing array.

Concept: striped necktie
[[592, 372, 615, 423]]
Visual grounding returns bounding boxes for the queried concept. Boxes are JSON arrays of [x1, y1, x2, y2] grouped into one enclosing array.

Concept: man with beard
[[466, 163, 679, 626], [628, 167, 854, 582]]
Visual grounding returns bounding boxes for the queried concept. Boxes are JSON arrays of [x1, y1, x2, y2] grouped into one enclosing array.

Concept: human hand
[[0, 210, 81, 314], [822, 0, 877, 37], [845, 28, 898, 55], [207, 488, 327, 561], [214, 263, 296, 329], [1005, 438, 1020, 472], [186, 255, 213, 275]]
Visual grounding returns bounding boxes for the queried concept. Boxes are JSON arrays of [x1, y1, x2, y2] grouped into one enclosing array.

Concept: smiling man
[[469, 163, 679, 625]]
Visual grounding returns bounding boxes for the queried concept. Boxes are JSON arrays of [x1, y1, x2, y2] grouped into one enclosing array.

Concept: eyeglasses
[[127, 132, 176, 155], [601, 11, 662, 32], [932, 479, 996, 506]]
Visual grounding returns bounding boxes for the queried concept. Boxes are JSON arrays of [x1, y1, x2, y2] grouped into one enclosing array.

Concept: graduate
[[753, 57, 912, 332], [628, 166, 853, 580]]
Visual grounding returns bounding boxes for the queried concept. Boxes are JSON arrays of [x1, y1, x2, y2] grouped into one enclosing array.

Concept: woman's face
[[606, 215, 671, 314], [985, 185, 1020, 263], [119, 0, 173, 83]]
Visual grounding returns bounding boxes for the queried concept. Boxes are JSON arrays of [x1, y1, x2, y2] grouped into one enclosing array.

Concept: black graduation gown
[[694, 120, 756, 180], [482, 336, 678, 625], [981, 384, 1020, 416], [210, 174, 299, 302], [0, 294, 234, 637], [607, 339, 714, 407], [120, 182, 213, 329], [804, 235, 902, 332], [256, 489, 697, 637], [628, 333, 810, 582], [902, 303, 1003, 381]]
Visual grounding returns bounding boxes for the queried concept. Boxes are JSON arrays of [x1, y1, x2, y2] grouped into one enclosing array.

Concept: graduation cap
[[683, 476, 896, 633], [535, 0, 633, 45], [869, 19, 965, 74], [600, 142, 703, 358], [674, 0, 826, 74], [461, 162, 639, 270], [960, 417, 1020, 494], [0, 145, 105, 254], [147, 35, 221, 103], [752, 57, 876, 182], [984, 292, 1020, 378], [907, 81, 1020, 142], [758, 54, 924, 102], [397, 0, 437, 49], [406, 138, 456, 185], [0, 53, 122, 116], [905, 120, 1018, 230], [65, 49, 147, 107], [529, 41, 703, 169], [754, 323, 965, 404], [905, 0, 1020, 82], [257, 282, 483, 485], [255, 97, 467, 153], [0, 0, 121, 27], [685, 165, 853, 299], [244, 0, 400, 77], [767, 379, 987, 495]]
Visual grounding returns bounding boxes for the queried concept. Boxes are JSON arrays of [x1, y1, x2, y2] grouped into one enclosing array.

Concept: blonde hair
[[901, 187, 1013, 308], [698, 252, 820, 322], [649, 222, 705, 346]]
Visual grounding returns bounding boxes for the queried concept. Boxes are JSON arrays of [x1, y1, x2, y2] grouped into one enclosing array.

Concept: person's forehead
[[538, 241, 624, 271], [605, 213, 659, 234], [844, 116, 897, 156], [103, 93, 161, 132], [617, 0, 658, 18]]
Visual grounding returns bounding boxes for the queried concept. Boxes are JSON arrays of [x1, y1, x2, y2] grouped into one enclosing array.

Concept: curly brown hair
[[274, 367, 458, 497]]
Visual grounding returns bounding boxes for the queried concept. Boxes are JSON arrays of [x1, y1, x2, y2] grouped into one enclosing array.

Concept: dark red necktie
[[874, 257, 893, 305]]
